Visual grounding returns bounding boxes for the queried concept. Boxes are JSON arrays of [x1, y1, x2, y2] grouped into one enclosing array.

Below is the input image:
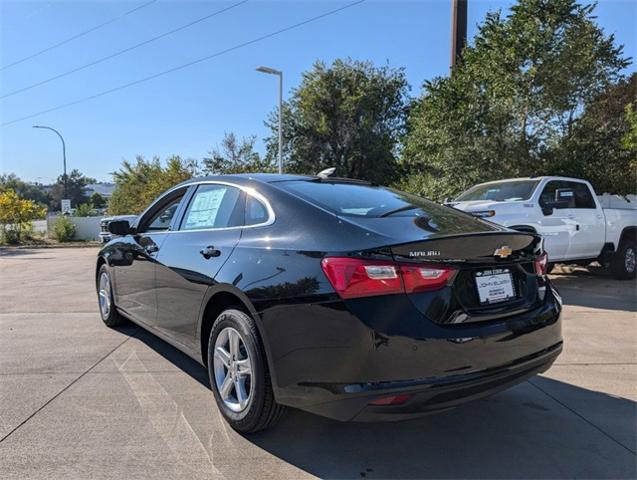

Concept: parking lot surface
[[0, 247, 635, 479]]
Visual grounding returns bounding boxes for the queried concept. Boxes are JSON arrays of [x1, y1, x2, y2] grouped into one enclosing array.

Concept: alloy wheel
[[213, 327, 253, 412], [625, 247, 636, 274], [98, 272, 111, 318]]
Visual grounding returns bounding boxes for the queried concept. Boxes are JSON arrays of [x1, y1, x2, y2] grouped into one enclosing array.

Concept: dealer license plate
[[475, 268, 515, 304]]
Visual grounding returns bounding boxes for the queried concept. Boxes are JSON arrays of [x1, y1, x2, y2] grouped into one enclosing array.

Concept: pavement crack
[[0, 336, 131, 444], [529, 379, 636, 456]]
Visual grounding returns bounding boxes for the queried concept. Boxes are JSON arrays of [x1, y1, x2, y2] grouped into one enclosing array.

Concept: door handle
[[200, 246, 221, 259]]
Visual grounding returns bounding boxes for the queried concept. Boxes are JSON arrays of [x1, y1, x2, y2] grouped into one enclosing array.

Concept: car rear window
[[278, 180, 494, 230]]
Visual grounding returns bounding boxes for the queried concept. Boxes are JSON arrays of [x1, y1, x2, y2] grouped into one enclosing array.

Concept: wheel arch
[[509, 225, 538, 234], [197, 286, 273, 376], [95, 255, 107, 285], [619, 226, 637, 246]]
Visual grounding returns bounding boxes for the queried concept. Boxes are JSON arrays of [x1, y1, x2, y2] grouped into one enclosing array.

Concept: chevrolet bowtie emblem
[[494, 246, 513, 258]]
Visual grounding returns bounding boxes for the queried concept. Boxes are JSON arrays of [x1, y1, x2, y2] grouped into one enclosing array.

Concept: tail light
[[321, 257, 456, 300], [399, 264, 456, 293], [319, 258, 403, 299], [534, 252, 548, 276]]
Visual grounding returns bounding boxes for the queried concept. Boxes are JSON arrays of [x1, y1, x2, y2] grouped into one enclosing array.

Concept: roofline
[[470, 176, 592, 186]]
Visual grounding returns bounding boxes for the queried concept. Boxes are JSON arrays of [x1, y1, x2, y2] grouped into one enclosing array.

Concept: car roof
[[471, 176, 590, 186], [177, 173, 313, 185], [174, 173, 375, 189]]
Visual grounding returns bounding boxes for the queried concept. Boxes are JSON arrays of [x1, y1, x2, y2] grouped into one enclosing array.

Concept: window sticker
[[185, 188, 227, 229]]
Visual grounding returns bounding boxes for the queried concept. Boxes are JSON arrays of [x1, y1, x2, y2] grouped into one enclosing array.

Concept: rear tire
[[611, 239, 636, 280], [207, 308, 286, 433], [96, 265, 126, 327]]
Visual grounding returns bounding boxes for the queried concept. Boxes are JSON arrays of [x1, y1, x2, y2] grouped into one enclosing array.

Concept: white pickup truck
[[450, 176, 637, 279]]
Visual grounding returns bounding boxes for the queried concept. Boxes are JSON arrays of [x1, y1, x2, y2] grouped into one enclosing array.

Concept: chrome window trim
[[154, 180, 275, 233]]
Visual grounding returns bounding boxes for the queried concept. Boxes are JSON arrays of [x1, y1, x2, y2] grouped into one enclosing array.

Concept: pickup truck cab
[[451, 176, 636, 279]]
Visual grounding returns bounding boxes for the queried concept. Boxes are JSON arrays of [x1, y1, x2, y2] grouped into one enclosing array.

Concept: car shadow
[[116, 323, 211, 388], [549, 265, 636, 312], [245, 377, 636, 479], [116, 323, 636, 479], [0, 247, 52, 258]]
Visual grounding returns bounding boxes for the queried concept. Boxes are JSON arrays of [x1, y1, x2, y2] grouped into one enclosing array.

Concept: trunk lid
[[390, 231, 538, 263], [389, 231, 543, 325]]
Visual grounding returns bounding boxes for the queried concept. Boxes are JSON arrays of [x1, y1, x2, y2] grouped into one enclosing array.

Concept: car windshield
[[278, 180, 492, 232], [456, 180, 540, 202]]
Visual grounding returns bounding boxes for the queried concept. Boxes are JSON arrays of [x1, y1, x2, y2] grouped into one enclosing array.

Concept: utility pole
[[450, 0, 468, 69]]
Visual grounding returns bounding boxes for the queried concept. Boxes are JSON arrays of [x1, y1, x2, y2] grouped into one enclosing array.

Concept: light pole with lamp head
[[33, 125, 68, 200], [256, 66, 283, 174]]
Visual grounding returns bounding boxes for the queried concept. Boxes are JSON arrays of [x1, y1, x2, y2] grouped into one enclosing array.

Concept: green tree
[[0, 173, 50, 207], [49, 169, 96, 210], [401, 0, 629, 201], [264, 59, 409, 184], [0, 189, 47, 244], [90, 192, 107, 209], [622, 101, 637, 152], [555, 73, 637, 195], [202, 132, 275, 174], [109, 155, 198, 215]]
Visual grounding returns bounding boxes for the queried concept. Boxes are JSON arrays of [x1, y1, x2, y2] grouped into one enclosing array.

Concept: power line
[[0, 0, 158, 71], [1, 1, 249, 99], [1, 0, 366, 127]]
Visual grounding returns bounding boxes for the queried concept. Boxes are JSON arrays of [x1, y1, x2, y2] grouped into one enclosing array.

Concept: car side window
[[540, 181, 596, 209], [539, 181, 562, 208], [245, 195, 268, 226], [146, 197, 183, 231], [180, 184, 243, 230], [571, 183, 596, 209]]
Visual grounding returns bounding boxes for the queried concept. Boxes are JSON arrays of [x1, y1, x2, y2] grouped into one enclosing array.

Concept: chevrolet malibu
[[96, 174, 562, 432]]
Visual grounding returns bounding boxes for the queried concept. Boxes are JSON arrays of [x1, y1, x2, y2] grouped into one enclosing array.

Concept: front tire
[[611, 239, 636, 280], [96, 265, 126, 327], [207, 309, 286, 433]]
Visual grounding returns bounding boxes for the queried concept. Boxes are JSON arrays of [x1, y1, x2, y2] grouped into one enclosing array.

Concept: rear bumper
[[262, 285, 563, 421], [302, 341, 561, 422]]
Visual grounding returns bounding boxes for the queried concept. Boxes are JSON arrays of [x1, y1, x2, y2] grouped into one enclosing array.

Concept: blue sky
[[1, 0, 635, 183]]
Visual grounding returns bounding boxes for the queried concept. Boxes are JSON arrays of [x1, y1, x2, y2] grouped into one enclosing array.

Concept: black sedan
[[96, 174, 562, 432]]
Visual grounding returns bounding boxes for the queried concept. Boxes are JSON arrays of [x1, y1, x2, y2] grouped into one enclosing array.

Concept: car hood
[[449, 200, 503, 211]]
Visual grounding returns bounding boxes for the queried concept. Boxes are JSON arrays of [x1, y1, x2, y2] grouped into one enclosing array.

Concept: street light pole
[[33, 125, 67, 198], [256, 66, 283, 174]]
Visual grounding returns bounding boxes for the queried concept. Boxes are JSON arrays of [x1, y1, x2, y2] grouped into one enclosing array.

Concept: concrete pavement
[[0, 248, 635, 479]]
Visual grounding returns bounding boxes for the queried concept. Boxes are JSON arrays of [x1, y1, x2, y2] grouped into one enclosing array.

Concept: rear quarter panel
[[603, 209, 637, 247]]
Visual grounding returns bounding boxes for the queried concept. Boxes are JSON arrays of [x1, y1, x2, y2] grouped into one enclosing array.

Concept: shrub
[[75, 202, 96, 217], [53, 216, 76, 242], [3, 229, 20, 245]]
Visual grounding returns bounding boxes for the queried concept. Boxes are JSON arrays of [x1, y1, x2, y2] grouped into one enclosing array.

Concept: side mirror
[[108, 220, 133, 236], [541, 206, 554, 216]]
